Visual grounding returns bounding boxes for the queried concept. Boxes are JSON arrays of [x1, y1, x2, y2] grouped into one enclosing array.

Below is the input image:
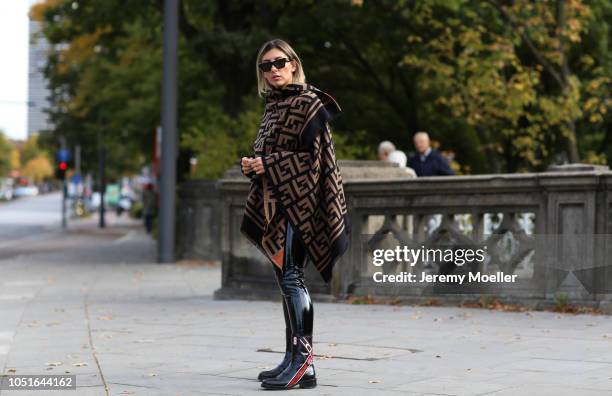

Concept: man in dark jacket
[[408, 131, 455, 176]]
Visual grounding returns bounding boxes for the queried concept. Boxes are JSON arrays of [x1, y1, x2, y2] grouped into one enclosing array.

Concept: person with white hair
[[377, 140, 396, 161], [407, 131, 455, 176], [388, 150, 417, 177], [388, 149, 406, 167]]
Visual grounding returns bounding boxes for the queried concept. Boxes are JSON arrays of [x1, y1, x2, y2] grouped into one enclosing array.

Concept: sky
[[0, 1, 39, 141]]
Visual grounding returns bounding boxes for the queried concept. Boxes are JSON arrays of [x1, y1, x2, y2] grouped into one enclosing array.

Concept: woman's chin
[[270, 79, 288, 88]]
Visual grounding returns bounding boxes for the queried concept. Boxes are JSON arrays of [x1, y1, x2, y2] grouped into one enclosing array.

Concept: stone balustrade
[[178, 161, 612, 310]]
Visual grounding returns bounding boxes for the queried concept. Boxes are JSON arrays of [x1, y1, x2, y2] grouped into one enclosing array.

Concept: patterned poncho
[[240, 83, 350, 283]]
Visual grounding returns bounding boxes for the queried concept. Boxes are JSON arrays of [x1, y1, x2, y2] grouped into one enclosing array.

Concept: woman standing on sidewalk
[[240, 39, 350, 390]]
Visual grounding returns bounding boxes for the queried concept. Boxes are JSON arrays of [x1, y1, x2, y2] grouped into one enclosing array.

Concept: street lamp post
[[158, 0, 178, 263]]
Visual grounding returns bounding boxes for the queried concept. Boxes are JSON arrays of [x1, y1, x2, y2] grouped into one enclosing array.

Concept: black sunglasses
[[258, 57, 291, 72]]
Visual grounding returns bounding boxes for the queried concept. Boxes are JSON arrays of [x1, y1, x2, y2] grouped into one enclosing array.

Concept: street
[[0, 195, 611, 395], [0, 192, 61, 246]]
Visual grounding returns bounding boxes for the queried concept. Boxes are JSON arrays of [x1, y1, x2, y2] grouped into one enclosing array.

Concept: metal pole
[[98, 140, 106, 228], [59, 137, 67, 228], [159, 0, 178, 263], [61, 179, 67, 228], [75, 145, 81, 175]]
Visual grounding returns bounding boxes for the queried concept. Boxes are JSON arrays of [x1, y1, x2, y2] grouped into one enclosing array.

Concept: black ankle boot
[[261, 335, 316, 390], [257, 327, 292, 381]]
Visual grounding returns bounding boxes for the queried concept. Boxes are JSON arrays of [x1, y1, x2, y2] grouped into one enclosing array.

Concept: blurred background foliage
[[30, 0, 612, 179], [0, 131, 53, 181]]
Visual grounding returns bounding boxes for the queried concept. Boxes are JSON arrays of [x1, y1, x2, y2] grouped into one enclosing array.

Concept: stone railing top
[[546, 163, 610, 172], [220, 159, 412, 181], [215, 160, 612, 195]]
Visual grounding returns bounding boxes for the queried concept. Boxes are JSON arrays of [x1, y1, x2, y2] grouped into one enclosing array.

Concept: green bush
[[129, 201, 143, 219]]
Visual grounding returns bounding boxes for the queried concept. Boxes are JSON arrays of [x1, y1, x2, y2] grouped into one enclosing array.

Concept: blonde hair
[[255, 39, 306, 97]]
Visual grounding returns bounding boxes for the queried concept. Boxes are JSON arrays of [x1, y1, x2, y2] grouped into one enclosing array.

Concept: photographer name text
[[373, 271, 517, 284], [371, 246, 518, 284]]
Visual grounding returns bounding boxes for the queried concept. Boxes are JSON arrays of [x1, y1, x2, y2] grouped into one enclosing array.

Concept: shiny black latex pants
[[263, 220, 316, 389], [272, 220, 313, 338]]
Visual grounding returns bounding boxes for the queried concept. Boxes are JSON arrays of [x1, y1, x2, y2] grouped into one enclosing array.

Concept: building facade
[[27, 20, 52, 136]]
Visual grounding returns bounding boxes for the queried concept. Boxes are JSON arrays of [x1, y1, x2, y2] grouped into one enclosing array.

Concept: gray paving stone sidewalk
[[0, 215, 611, 395]]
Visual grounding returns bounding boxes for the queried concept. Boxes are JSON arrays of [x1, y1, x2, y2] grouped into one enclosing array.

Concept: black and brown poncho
[[240, 82, 350, 283]]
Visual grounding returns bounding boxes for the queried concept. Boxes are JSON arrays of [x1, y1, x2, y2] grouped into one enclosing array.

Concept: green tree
[[0, 131, 13, 177], [22, 154, 54, 182], [20, 134, 47, 165], [32, 0, 612, 178], [32, 0, 163, 180]]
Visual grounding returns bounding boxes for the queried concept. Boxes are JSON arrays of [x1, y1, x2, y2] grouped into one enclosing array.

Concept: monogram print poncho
[[240, 83, 351, 283]]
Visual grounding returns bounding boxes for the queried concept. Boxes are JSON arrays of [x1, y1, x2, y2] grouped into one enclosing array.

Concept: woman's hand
[[250, 157, 264, 174], [241, 157, 253, 175]]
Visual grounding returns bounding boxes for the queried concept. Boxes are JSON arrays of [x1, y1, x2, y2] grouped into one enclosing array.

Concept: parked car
[[0, 178, 14, 201], [0, 187, 13, 201], [13, 185, 39, 198]]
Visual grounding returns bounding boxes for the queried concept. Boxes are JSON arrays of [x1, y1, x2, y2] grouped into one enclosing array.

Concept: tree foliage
[[22, 154, 54, 182], [33, 0, 612, 178], [0, 131, 12, 177], [1, 134, 54, 181]]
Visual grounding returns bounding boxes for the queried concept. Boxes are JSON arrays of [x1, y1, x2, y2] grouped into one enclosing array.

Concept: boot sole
[[299, 378, 317, 389], [261, 378, 317, 390]]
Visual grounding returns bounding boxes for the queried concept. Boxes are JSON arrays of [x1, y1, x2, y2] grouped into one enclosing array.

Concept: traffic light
[[55, 161, 67, 180], [55, 148, 71, 180]]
